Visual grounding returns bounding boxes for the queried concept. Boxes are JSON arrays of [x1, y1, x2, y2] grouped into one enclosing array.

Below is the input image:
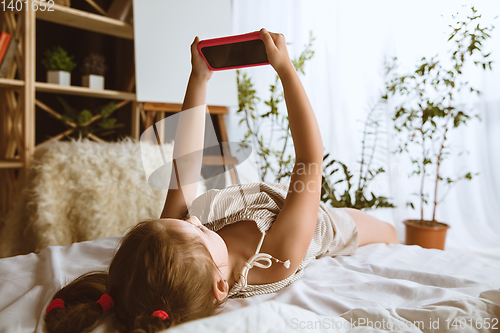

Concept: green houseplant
[[237, 33, 394, 210], [42, 46, 77, 86], [321, 99, 394, 210], [81, 53, 107, 90], [57, 97, 124, 139], [384, 6, 494, 249]]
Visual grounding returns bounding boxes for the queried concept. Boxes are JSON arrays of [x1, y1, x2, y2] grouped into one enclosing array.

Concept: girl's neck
[[217, 220, 263, 288]]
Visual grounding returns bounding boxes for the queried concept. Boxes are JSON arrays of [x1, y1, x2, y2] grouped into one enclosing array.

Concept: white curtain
[[228, 0, 500, 258]]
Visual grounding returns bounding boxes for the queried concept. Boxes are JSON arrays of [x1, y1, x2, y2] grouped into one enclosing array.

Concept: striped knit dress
[[187, 182, 359, 298]]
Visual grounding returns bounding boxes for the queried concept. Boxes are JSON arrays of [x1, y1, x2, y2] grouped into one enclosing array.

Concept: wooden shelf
[[143, 102, 229, 115], [0, 78, 25, 89], [36, 2, 134, 40], [0, 160, 24, 169], [35, 82, 136, 100], [1, 7, 140, 216]]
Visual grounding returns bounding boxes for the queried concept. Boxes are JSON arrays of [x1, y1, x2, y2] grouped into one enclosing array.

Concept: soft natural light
[[230, 0, 500, 259], [0, 1, 499, 332]]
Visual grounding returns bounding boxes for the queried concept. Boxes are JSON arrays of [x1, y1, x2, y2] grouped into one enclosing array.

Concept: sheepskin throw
[[0, 138, 200, 258]]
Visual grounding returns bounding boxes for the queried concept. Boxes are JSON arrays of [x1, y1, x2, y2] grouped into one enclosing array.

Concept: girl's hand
[[190, 36, 213, 81], [260, 28, 293, 74]]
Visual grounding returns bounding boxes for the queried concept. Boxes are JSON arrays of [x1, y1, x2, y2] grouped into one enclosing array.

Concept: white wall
[[133, 0, 238, 106]]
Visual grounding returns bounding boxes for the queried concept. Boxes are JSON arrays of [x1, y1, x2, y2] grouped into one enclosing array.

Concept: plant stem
[[365, 113, 380, 184], [358, 100, 381, 192], [266, 75, 280, 150], [432, 115, 451, 222], [420, 125, 426, 221], [358, 116, 369, 191]]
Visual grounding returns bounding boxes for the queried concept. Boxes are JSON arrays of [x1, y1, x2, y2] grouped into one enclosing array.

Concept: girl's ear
[[213, 278, 228, 302]]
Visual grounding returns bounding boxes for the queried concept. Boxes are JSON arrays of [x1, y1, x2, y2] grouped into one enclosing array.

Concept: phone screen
[[201, 39, 268, 69]]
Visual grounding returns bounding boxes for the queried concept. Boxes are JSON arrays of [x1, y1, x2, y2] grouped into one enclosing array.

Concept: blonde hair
[[45, 220, 225, 333]]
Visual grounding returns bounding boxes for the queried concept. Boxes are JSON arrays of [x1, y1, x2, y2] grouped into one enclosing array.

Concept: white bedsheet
[[0, 236, 499, 333]]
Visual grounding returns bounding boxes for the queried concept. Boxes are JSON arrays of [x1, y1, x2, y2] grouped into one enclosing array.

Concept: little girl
[[44, 28, 398, 333]]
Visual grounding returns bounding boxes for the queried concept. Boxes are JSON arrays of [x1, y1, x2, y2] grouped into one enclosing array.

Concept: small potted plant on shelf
[[384, 6, 494, 249], [42, 46, 77, 86], [81, 53, 107, 90]]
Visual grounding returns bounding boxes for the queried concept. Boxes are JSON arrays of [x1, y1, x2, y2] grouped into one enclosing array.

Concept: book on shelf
[[106, 0, 133, 21], [0, 32, 12, 66], [0, 38, 18, 78]]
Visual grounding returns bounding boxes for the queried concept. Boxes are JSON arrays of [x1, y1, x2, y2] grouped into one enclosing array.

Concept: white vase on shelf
[[82, 74, 105, 90], [47, 70, 71, 86]]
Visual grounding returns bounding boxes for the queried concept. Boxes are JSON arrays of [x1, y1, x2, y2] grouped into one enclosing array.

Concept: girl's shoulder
[[189, 182, 290, 230]]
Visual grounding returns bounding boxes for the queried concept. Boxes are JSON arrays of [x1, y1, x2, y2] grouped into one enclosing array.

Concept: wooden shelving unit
[[0, 1, 139, 217], [0, 2, 237, 217]]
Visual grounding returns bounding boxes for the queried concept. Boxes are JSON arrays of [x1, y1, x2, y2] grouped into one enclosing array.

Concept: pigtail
[[44, 272, 109, 333], [43, 220, 228, 333], [131, 312, 173, 333]]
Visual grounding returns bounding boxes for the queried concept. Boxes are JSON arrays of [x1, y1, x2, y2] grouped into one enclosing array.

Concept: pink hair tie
[[96, 294, 114, 313], [46, 298, 65, 313], [151, 310, 169, 320]]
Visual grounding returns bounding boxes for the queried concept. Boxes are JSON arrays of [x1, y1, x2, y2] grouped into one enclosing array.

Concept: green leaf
[[57, 97, 79, 120], [42, 46, 77, 72], [99, 102, 117, 118], [78, 110, 93, 124]]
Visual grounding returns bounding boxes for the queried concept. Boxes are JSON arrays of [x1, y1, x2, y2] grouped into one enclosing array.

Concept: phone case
[[197, 31, 270, 71]]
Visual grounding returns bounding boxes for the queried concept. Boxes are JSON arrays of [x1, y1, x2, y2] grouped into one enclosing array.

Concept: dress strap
[[230, 232, 290, 295]]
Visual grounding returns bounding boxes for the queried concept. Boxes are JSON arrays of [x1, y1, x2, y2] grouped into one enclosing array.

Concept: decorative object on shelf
[[106, 0, 133, 21], [82, 75, 104, 90], [81, 52, 107, 90], [42, 46, 77, 86], [56, 97, 124, 139], [384, 6, 494, 250], [0, 33, 18, 78]]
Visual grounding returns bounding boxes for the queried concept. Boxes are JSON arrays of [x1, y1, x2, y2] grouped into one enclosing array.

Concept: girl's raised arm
[[259, 29, 324, 280], [160, 37, 213, 219]]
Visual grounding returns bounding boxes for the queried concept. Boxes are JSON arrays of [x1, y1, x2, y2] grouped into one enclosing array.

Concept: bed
[[0, 234, 498, 333]]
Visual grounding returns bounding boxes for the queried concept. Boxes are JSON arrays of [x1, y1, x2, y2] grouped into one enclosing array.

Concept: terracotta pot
[[403, 219, 450, 250]]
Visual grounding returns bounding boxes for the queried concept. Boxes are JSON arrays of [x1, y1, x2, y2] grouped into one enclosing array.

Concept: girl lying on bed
[[44, 28, 398, 333]]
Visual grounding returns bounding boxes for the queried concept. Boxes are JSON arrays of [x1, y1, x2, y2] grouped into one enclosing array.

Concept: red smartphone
[[197, 31, 270, 71]]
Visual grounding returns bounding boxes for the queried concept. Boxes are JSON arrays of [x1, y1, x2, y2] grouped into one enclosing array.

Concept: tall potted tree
[[384, 6, 494, 249]]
